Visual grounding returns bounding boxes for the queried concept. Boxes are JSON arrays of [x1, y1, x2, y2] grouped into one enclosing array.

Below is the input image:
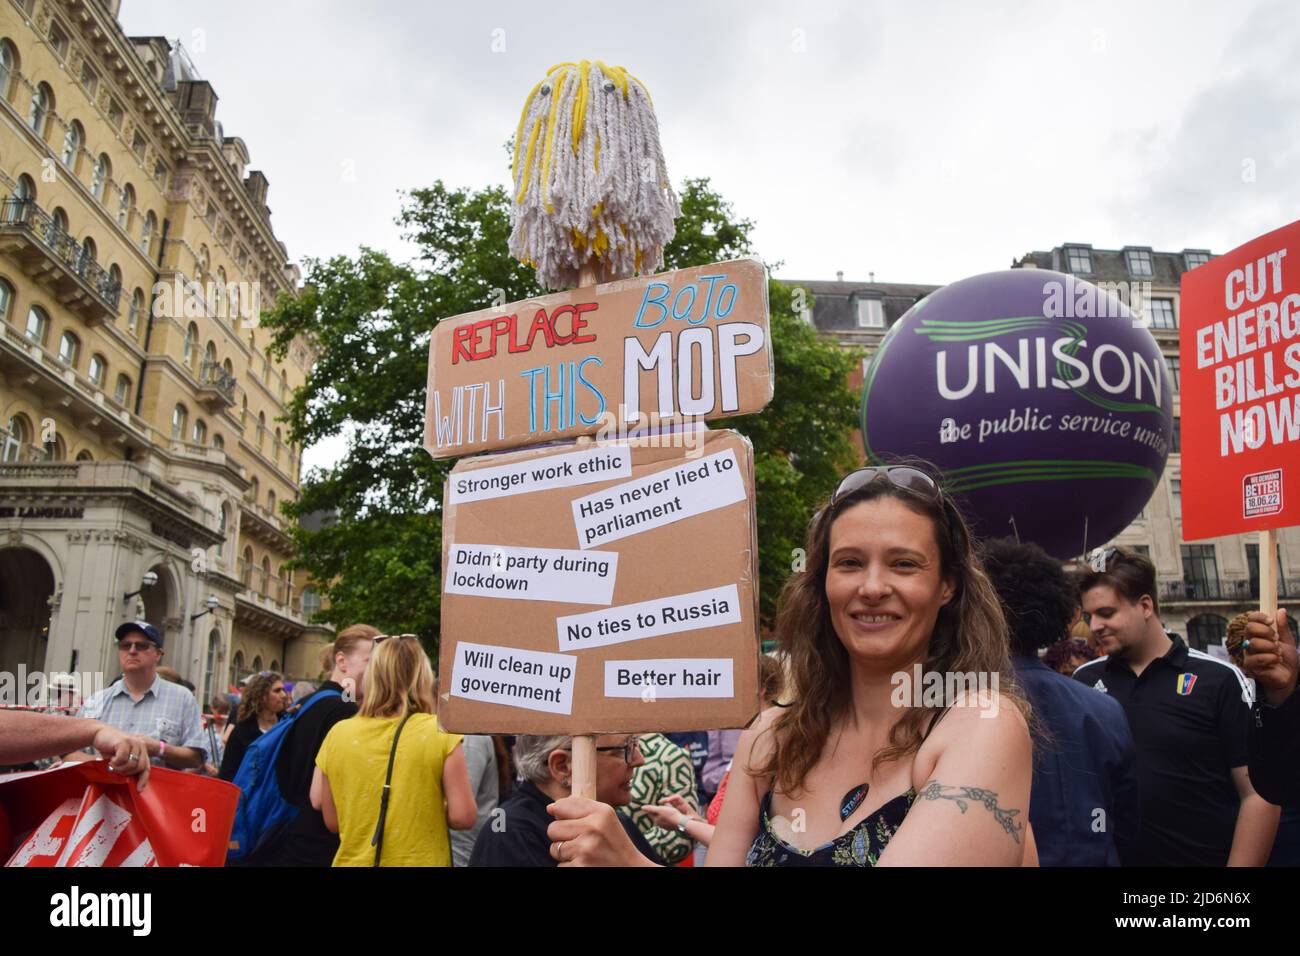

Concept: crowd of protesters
[[4, 464, 1300, 867]]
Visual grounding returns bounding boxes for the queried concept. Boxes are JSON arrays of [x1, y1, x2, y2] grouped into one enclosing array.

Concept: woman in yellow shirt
[[312, 635, 476, 866]]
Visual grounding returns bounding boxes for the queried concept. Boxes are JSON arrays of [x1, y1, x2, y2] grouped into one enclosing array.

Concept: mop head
[[510, 60, 679, 290]]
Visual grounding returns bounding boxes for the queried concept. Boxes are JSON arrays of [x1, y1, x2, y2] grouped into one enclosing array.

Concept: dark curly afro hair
[[979, 537, 1079, 657]]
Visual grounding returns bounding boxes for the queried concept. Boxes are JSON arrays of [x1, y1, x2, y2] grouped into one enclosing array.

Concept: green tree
[[263, 178, 859, 646]]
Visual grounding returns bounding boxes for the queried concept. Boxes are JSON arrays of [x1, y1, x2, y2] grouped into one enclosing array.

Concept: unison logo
[[49, 886, 151, 936]]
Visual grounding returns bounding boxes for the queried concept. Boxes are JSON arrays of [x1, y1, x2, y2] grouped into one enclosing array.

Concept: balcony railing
[[0, 198, 122, 321], [1158, 577, 1300, 602], [197, 360, 237, 409]]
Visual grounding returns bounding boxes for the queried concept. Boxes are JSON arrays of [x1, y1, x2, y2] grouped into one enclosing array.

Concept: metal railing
[[1158, 577, 1300, 602], [0, 198, 122, 310], [198, 360, 236, 401]]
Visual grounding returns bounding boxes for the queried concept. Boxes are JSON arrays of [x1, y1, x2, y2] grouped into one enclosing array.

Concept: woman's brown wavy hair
[[237, 671, 284, 723], [753, 468, 1025, 796]]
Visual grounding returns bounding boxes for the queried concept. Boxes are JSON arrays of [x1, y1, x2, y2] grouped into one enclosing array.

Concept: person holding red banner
[[546, 465, 1035, 867], [0, 709, 153, 790], [1243, 609, 1300, 803]]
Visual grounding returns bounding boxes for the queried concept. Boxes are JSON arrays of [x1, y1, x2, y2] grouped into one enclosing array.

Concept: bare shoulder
[[736, 704, 784, 774], [923, 695, 1030, 760]]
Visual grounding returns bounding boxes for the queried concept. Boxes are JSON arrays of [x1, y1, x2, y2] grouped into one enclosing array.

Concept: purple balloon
[[861, 269, 1172, 559]]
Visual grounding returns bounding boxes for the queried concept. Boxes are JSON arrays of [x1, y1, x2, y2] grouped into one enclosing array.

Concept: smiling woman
[[542, 463, 1034, 867]]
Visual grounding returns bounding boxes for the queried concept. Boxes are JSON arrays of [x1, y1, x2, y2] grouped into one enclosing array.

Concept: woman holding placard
[[546, 466, 1034, 866]]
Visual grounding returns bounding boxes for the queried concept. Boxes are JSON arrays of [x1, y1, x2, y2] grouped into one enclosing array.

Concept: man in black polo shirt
[[1074, 547, 1279, 866]]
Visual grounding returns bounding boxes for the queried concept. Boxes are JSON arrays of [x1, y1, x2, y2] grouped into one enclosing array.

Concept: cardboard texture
[[437, 429, 761, 734], [424, 258, 773, 460], [1180, 218, 1300, 540]]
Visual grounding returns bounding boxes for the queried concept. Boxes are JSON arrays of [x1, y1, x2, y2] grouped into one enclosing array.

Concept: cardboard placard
[[437, 429, 760, 734], [1180, 218, 1300, 540], [424, 258, 773, 460]]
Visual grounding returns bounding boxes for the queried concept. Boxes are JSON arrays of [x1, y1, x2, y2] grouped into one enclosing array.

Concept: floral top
[[746, 786, 917, 867]]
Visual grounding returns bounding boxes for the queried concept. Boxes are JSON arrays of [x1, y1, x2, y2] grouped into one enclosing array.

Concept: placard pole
[[1261, 528, 1278, 616], [571, 259, 602, 801]]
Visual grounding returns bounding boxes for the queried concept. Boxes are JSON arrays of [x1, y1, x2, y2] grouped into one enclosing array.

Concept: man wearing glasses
[[63, 621, 208, 770]]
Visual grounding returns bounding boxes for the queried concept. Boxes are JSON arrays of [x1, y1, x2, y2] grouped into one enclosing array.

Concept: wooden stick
[[1262, 528, 1278, 616], [571, 257, 603, 802]]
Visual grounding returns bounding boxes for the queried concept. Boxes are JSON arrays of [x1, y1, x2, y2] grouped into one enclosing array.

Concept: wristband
[[158, 739, 167, 758], [676, 817, 690, 834]]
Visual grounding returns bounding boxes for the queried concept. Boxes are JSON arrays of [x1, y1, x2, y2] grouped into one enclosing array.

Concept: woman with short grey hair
[[468, 732, 661, 866]]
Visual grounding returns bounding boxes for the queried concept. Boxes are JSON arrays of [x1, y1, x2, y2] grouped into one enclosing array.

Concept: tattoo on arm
[[916, 780, 1024, 844]]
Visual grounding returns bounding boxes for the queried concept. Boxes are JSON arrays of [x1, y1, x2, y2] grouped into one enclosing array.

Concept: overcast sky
[[118, 0, 1298, 469]]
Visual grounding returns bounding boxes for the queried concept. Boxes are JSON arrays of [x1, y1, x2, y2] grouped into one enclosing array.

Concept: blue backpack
[[226, 689, 341, 862]]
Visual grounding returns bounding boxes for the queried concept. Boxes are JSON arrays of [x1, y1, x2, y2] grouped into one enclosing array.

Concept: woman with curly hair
[[218, 671, 289, 781], [545, 465, 1035, 866]]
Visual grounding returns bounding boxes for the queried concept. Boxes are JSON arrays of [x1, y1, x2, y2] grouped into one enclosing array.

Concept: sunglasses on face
[[118, 641, 155, 653]]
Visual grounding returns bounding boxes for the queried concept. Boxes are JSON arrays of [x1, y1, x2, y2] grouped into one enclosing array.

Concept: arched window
[[270, 659, 279, 673], [51, 206, 68, 235], [230, 650, 244, 689], [215, 267, 228, 320], [88, 353, 105, 386], [14, 173, 35, 203], [213, 433, 224, 450], [191, 418, 207, 444], [204, 340, 217, 371], [183, 322, 198, 367], [2, 414, 30, 461], [79, 235, 96, 266], [252, 655, 263, 673], [57, 330, 79, 367], [216, 503, 228, 557], [223, 357, 233, 378], [0, 40, 18, 101], [75, 449, 93, 462], [249, 476, 260, 503], [114, 373, 131, 406], [241, 546, 253, 586], [257, 411, 266, 449], [117, 183, 134, 228], [273, 427, 281, 464], [171, 403, 187, 440], [45, 433, 66, 461], [141, 211, 156, 256], [260, 557, 271, 596], [1186, 614, 1229, 653], [24, 305, 48, 344], [0, 278, 13, 322], [91, 153, 110, 201], [127, 288, 144, 335], [27, 82, 52, 137], [60, 119, 82, 169], [267, 489, 276, 513], [197, 244, 209, 275], [107, 263, 121, 299]]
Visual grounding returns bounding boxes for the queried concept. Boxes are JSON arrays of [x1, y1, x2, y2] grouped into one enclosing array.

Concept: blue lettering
[[634, 281, 672, 328]]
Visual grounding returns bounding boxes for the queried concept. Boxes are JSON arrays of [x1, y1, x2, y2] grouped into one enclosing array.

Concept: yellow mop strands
[[510, 59, 680, 290]]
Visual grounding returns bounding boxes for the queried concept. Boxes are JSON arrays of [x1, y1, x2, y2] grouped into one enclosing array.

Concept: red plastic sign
[[1180, 218, 1300, 540]]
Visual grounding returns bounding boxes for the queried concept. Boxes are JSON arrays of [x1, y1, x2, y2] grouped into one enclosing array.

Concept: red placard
[[1181, 218, 1300, 540]]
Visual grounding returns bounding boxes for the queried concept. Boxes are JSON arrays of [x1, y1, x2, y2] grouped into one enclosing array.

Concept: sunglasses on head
[[1088, 547, 1119, 573], [374, 633, 419, 644], [832, 466, 942, 506]]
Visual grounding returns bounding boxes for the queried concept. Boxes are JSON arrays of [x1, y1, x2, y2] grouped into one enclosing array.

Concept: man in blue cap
[[63, 621, 207, 769]]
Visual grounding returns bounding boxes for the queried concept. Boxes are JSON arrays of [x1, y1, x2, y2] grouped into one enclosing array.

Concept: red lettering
[[452, 324, 475, 364], [525, 308, 553, 350], [489, 316, 513, 358], [572, 302, 598, 344], [550, 305, 577, 345]]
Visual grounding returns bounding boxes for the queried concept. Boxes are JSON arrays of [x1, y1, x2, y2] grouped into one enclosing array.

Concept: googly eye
[[603, 81, 615, 92], [540, 83, 551, 95]]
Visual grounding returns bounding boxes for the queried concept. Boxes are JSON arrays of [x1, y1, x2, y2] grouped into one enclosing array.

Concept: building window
[[301, 586, 321, 619], [92, 154, 111, 201], [1181, 544, 1219, 600], [192, 419, 207, 444], [28, 82, 53, 138], [1171, 477, 1181, 513], [75, 449, 92, 462], [57, 331, 79, 367], [3, 415, 30, 461], [171, 404, 188, 440], [1066, 246, 1092, 273], [204, 630, 220, 703], [60, 120, 82, 168], [1126, 249, 1154, 278], [45, 433, 65, 461], [267, 490, 276, 513], [1186, 614, 1228, 652], [114, 373, 131, 406], [1171, 417, 1180, 454], [197, 245, 209, 275], [183, 323, 198, 367], [1147, 298, 1176, 330], [25, 306, 48, 344], [79, 63, 97, 98], [108, 263, 121, 300], [88, 353, 105, 386], [1185, 250, 1211, 270], [230, 651, 244, 688], [47, 22, 68, 57], [131, 131, 146, 159], [107, 98, 123, 128], [1167, 354, 1180, 391], [0, 40, 17, 101], [857, 297, 884, 329], [213, 433, 224, 450], [1246, 542, 1285, 599], [118, 184, 134, 228], [128, 288, 144, 334], [0, 278, 12, 322]]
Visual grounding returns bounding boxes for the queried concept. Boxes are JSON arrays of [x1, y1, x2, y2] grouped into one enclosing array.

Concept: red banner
[[0, 762, 239, 867], [1180, 218, 1300, 540]]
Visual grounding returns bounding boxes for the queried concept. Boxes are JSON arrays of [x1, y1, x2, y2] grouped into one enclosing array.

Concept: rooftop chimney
[[836, 271, 844, 282]]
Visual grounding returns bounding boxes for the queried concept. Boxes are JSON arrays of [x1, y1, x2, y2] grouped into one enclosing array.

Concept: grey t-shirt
[[450, 734, 500, 867]]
